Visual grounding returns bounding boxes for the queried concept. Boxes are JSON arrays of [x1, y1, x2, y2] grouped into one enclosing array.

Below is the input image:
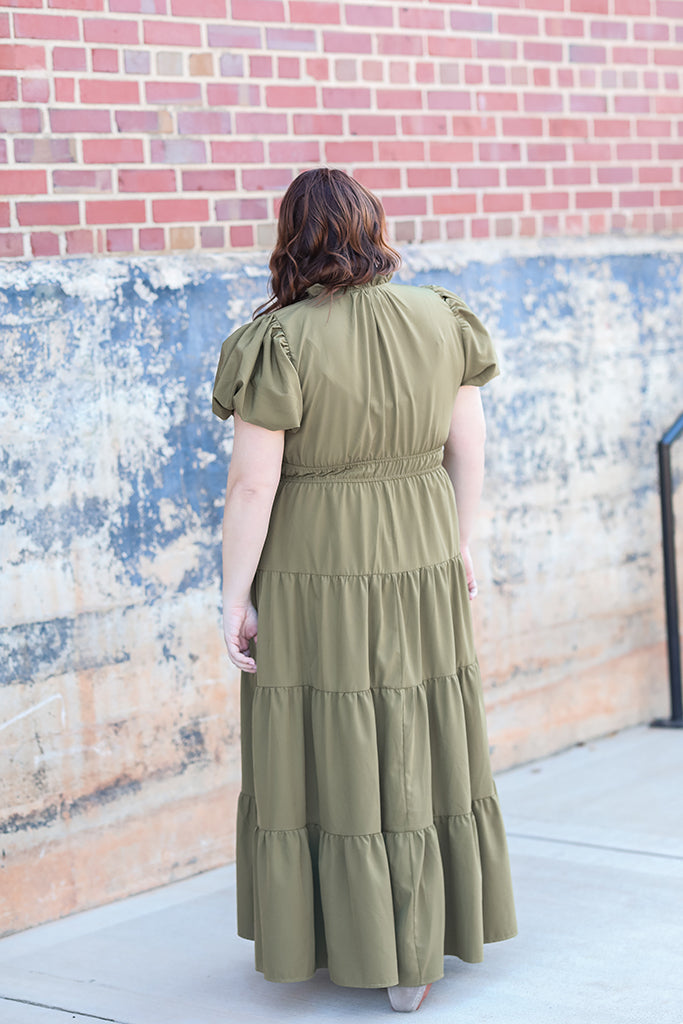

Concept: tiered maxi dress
[[212, 274, 518, 989]]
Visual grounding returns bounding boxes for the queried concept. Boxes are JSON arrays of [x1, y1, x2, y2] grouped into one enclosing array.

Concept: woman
[[212, 168, 517, 1013]]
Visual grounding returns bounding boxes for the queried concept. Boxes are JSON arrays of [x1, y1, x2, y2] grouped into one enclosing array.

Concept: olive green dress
[[212, 274, 517, 989]]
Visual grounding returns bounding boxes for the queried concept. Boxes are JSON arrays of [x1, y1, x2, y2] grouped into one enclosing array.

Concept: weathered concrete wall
[[1, 239, 682, 936]]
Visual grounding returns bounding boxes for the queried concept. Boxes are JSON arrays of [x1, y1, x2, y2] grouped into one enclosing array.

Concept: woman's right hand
[[461, 544, 478, 601]]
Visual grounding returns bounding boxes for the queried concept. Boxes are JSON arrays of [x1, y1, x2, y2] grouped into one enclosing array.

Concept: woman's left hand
[[224, 601, 259, 673]]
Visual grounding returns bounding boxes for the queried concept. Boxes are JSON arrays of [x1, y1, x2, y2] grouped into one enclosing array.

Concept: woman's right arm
[[442, 384, 487, 600]]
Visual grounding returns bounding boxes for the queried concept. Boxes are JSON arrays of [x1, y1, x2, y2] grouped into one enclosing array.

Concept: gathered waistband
[[281, 447, 444, 482]]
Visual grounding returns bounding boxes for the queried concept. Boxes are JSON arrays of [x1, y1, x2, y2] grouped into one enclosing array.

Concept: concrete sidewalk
[[1, 723, 682, 1024]]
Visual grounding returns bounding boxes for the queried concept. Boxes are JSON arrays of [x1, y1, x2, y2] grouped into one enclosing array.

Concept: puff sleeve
[[425, 285, 500, 387], [212, 312, 303, 431]]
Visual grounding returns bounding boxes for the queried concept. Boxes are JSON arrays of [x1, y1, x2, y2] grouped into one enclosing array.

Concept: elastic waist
[[281, 447, 444, 482]]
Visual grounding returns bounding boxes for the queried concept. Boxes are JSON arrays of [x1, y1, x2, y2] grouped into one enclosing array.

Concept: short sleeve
[[425, 285, 500, 387], [212, 312, 303, 431]]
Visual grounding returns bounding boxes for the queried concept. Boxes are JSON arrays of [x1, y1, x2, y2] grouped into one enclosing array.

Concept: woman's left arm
[[221, 412, 285, 674]]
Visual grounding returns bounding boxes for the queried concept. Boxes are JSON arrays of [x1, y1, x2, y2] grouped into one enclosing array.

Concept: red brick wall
[[1, 0, 682, 259]]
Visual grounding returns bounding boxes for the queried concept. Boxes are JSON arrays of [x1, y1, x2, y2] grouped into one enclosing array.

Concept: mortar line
[[0, 994, 133, 1024]]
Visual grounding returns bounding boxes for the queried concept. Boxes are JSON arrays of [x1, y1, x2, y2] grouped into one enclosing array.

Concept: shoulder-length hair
[[254, 167, 401, 318]]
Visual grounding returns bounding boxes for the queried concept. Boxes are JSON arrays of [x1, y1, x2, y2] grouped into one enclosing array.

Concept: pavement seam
[[0, 993, 134, 1024], [507, 832, 683, 860]]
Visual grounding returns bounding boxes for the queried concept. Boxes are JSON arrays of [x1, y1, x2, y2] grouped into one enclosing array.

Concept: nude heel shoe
[[387, 983, 432, 1012]]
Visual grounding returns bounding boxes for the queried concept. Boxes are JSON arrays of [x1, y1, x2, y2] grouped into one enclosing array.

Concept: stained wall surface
[[1, 240, 682, 936]]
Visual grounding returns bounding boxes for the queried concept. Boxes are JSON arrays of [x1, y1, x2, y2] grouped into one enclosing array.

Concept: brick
[[177, 111, 231, 134], [116, 110, 163, 132], [426, 90, 470, 110], [570, 95, 607, 112], [230, 224, 254, 247], [92, 48, 118, 72], [569, 44, 606, 62], [576, 191, 612, 208], [479, 141, 521, 161], [119, 169, 176, 192], [591, 19, 628, 38], [433, 193, 477, 214], [150, 139, 207, 163], [0, 44, 45, 70], [347, 113, 397, 135], [53, 168, 110, 189], [0, 107, 42, 132], [211, 139, 263, 162], [172, 0, 225, 13], [523, 41, 562, 61], [54, 77, 74, 101], [104, 228, 133, 252], [445, 219, 465, 240], [654, 48, 683, 65], [553, 167, 591, 184], [242, 167, 292, 190], [353, 166, 401, 189], [378, 88, 423, 110], [144, 20, 201, 45], [378, 139, 425, 160], [502, 117, 544, 135], [268, 139, 320, 162], [52, 47, 86, 71], [619, 190, 654, 206], [656, 96, 683, 113], [49, 0, 104, 7], [573, 142, 611, 158], [221, 53, 245, 76], [215, 197, 268, 219], [156, 51, 183, 75], [147, 82, 201, 104], [614, 95, 650, 113], [265, 84, 316, 107], [325, 140, 375, 162], [290, 1, 340, 23], [322, 30, 371, 53], [207, 83, 259, 105], [17, 201, 79, 225], [451, 10, 492, 30], [0, 76, 18, 101], [523, 93, 563, 113], [86, 199, 145, 224], [380, 34, 423, 55], [271, 27, 318, 52], [635, 22, 668, 41], [401, 114, 447, 135], [14, 12, 79, 38], [20, 75, 49, 101], [637, 119, 671, 136], [661, 189, 683, 205], [498, 13, 539, 33], [459, 167, 499, 187], [232, 0, 284, 19], [0, 169, 46, 194], [139, 227, 164, 250], [15, 136, 74, 161], [81, 79, 139, 104], [597, 167, 633, 184], [236, 111, 288, 133], [571, 0, 608, 9], [62, 229, 90, 254], [181, 169, 236, 190], [110, 0, 165, 10], [83, 18, 138, 43], [656, 0, 683, 11], [477, 91, 518, 111], [399, 7, 443, 28], [452, 116, 497, 136], [507, 168, 545, 186], [306, 57, 328, 79], [428, 36, 471, 58], [293, 112, 343, 134], [151, 198, 208, 222], [390, 61, 410, 84], [616, 0, 650, 9], [549, 118, 589, 136], [483, 193, 524, 213], [416, 62, 436, 84], [383, 195, 427, 216], [0, 233, 24, 257], [83, 139, 144, 162], [613, 46, 649, 63], [346, 3, 393, 26], [527, 142, 567, 160], [489, 67, 506, 86], [189, 53, 214, 76], [30, 231, 60, 256], [638, 167, 672, 183], [208, 25, 260, 47], [200, 225, 225, 248], [593, 119, 630, 136], [545, 16, 584, 35]]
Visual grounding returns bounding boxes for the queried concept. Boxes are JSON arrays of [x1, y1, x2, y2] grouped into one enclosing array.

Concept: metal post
[[652, 411, 683, 729]]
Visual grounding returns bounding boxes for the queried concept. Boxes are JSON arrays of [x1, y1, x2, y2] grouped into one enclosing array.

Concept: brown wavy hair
[[254, 167, 401, 318]]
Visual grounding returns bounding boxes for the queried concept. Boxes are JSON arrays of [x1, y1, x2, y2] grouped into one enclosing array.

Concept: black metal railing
[[652, 411, 683, 729]]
